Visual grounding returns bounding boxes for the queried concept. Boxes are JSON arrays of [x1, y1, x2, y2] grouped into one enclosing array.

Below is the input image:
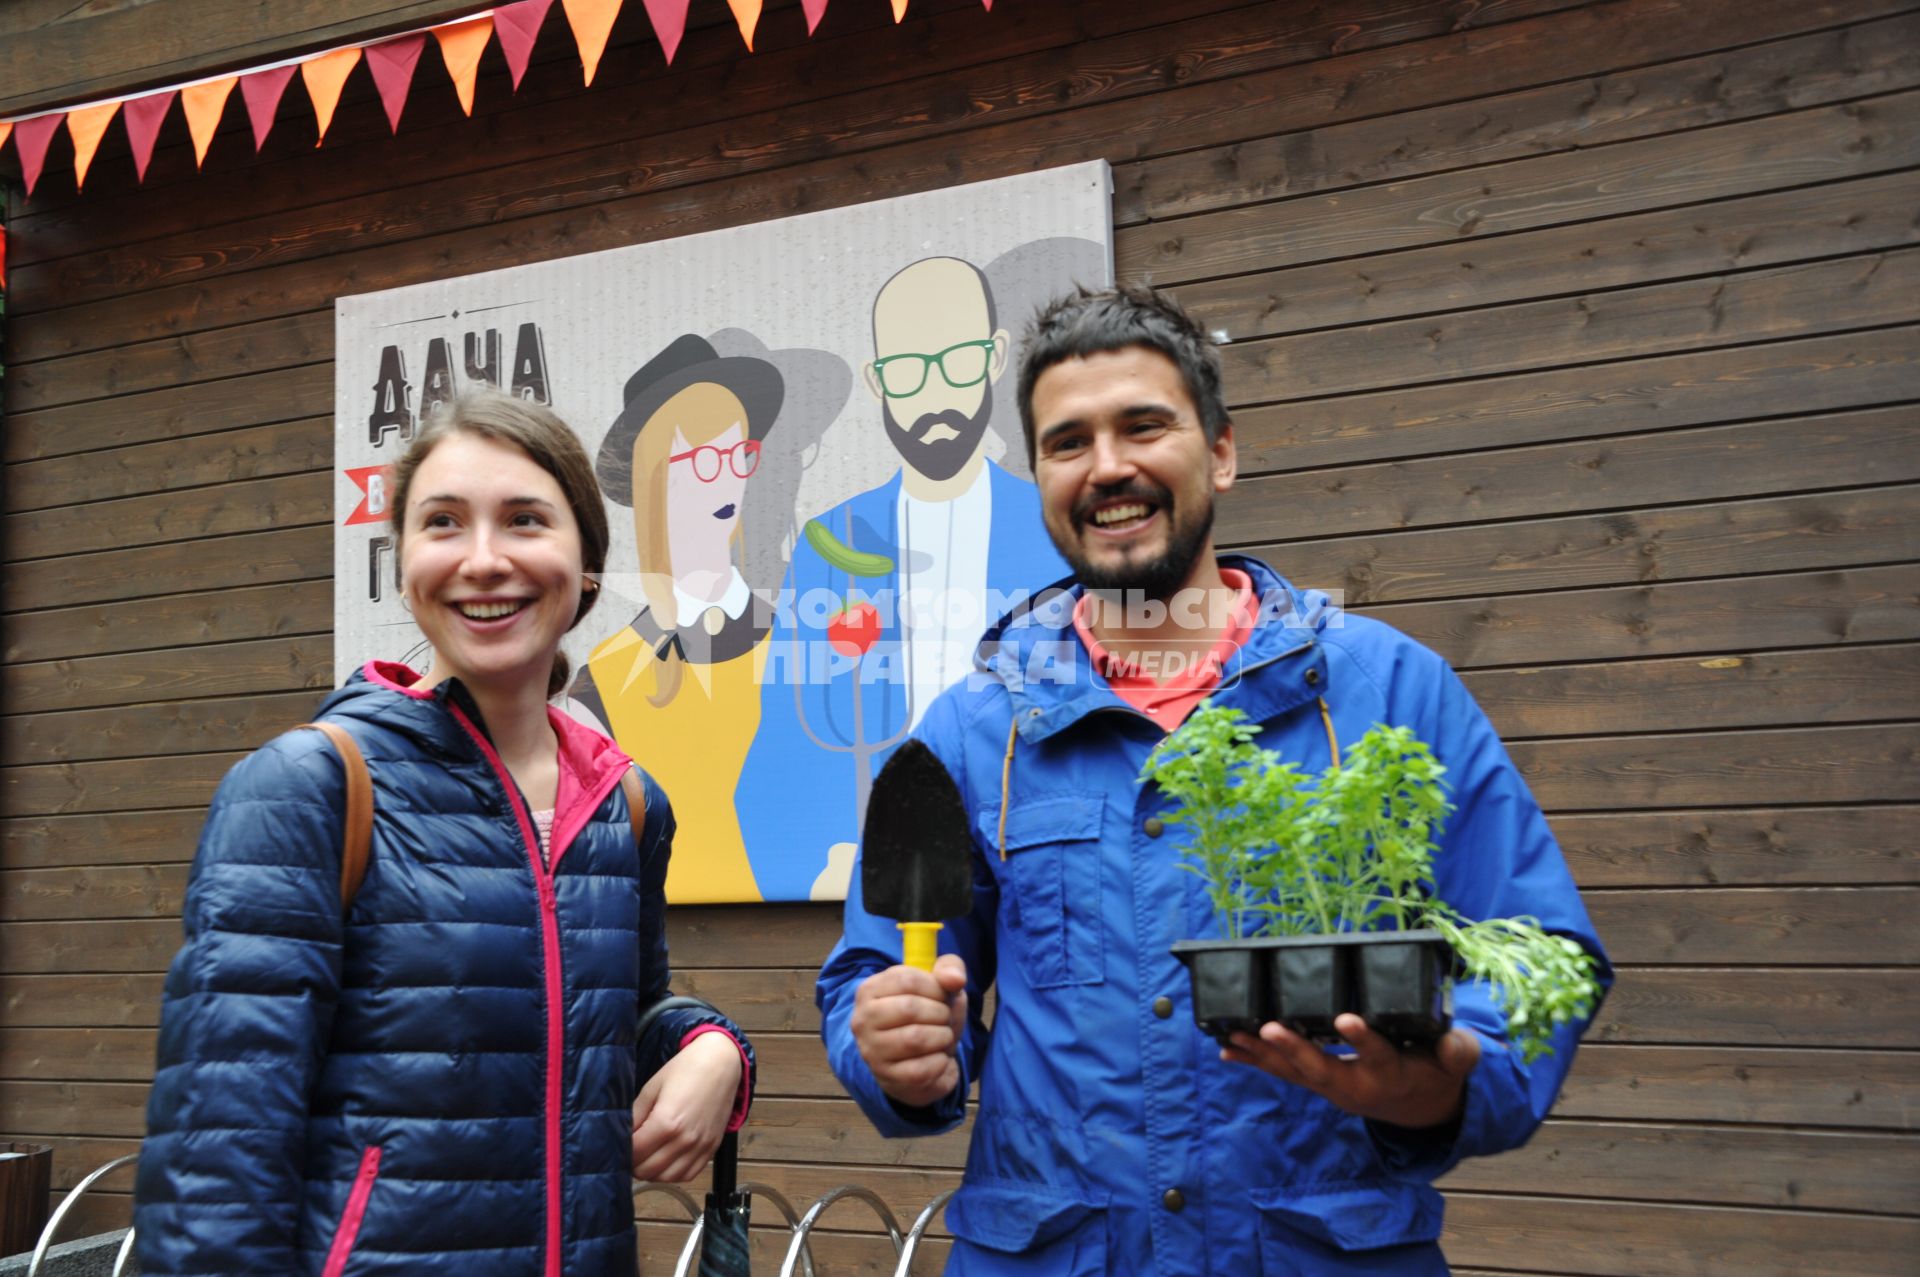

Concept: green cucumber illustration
[[804, 519, 895, 578]]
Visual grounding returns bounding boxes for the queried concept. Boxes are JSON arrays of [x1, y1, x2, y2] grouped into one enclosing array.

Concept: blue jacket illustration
[[816, 555, 1610, 1276], [739, 459, 1067, 900], [136, 663, 752, 1277]]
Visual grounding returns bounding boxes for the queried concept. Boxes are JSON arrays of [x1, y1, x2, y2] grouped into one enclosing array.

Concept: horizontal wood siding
[[2, 0, 1913, 1270]]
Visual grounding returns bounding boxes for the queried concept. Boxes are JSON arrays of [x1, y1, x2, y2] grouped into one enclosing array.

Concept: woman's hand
[[630, 1032, 744, 1183]]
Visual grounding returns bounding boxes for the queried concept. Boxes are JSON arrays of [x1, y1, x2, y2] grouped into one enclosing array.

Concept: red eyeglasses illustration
[[669, 439, 762, 482]]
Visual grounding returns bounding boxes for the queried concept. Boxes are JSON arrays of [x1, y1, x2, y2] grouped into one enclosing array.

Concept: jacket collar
[[977, 554, 1336, 744], [323, 661, 633, 794]]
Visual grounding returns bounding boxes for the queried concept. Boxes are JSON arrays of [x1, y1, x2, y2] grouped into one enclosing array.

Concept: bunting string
[[0, 0, 993, 199]]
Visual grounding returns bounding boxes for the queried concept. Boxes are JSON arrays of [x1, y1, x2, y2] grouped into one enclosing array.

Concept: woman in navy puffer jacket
[[136, 391, 753, 1276]]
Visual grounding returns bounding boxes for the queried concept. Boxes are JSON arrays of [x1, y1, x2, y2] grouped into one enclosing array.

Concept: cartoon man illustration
[[739, 256, 1069, 902]]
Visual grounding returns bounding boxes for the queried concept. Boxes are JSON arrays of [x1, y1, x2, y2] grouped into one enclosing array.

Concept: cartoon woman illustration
[[574, 333, 784, 902]]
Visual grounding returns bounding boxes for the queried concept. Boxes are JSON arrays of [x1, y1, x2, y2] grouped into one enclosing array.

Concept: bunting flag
[[0, 0, 1000, 197], [123, 90, 177, 180], [367, 34, 428, 131], [302, 46, 363, 145], [495, 0, 556, 88], [433, 17, 495, 115], [563, 0, 623, 84], [13, 114, 64, 196], [240, 64, 298, 150], [65, 101, 120, 191], [726, 0, 762, 51], [638, 0, 688, 64], [181, 76, 238, 167]]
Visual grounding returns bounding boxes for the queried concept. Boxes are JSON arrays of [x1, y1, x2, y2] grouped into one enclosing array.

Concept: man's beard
[[1054, 480, 1215, 603], [883, 393, 993, 483]]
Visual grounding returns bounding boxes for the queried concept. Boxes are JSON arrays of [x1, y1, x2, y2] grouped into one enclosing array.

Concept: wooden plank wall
[[3, 0, 1916, 1271]]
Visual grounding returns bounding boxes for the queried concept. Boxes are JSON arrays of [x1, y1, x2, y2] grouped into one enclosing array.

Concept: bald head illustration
[[863, 257, 1011, 484]]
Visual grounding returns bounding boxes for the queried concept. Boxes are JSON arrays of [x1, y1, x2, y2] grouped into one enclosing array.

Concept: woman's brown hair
[[387, 388, 610, 698]]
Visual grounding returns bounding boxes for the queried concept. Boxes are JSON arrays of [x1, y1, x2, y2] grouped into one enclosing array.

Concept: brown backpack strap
[[300, 722, 373, 908], [619, 767, 648, 854]]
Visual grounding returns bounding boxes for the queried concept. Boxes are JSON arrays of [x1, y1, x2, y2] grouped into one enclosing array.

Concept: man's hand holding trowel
[[849, 740, 975, 1110]]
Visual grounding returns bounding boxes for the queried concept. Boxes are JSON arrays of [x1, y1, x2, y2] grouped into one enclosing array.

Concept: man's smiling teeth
[[1092, 503, 1153, 527], [457, 600, 527, 620]]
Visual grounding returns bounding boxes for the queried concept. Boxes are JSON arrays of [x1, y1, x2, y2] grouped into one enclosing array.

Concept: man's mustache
[[893, 408, 974, 445]]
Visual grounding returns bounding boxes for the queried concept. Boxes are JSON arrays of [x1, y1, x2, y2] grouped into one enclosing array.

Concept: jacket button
[[1304, 668, 1321, 686], [1143, 817, 1164, 838], [1153, 996, 1173, 1019], [1162, 1187, 1186, 1212]]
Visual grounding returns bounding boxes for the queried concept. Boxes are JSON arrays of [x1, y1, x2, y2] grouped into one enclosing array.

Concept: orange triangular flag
[[302, 46, 363, 145], [726, 0, 762, 49], [561, 0, 621, 86], [891, 0, 907, 20], [432, 16, 494, 116], [181, 76, 238, 167], [66, 100, 121, 191], [0, 121, 12, 156]]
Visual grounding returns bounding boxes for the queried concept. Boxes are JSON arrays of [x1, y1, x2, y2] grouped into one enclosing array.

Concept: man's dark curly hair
[[1015, 283, 1229, 464]]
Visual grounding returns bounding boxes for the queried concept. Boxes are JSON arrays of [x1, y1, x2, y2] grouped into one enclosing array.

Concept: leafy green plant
[[1142, 703, 1600, 1062]]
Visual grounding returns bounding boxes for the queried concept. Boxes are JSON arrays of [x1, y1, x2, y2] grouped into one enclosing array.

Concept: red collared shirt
[[1071, 567, 1256, 731]]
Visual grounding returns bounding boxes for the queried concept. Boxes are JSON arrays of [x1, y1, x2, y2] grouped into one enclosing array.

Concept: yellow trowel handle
[[898, 921, 942, 972]]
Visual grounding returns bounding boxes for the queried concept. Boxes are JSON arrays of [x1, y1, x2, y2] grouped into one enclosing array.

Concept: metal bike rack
[[778, 1185, 903, 1277], [891, 1189, 954, 1277], [26, 1152, 139, 1277], [51, 1151, 935, 1275]]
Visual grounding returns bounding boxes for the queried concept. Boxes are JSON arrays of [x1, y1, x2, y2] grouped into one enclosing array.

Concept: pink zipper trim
[[320, 1145, 382, 1277], [449, 702, 566, 1277]]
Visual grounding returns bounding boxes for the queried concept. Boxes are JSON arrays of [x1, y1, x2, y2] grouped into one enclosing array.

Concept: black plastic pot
[[1170, 941, 1267, 1041], [1171, 930, 1454, 1047]]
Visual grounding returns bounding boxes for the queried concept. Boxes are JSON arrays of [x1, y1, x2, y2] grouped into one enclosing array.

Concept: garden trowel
[[861, 739, 974, 970]]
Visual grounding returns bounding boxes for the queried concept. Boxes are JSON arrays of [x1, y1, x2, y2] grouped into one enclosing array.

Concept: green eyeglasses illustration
[[870, 338, 998, 399]]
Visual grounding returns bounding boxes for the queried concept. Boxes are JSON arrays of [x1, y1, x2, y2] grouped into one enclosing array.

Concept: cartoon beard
[[882, 391, 994, 483]]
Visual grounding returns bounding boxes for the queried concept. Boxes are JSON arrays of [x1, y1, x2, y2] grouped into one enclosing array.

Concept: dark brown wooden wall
[[2, 0, 1916, 1272]]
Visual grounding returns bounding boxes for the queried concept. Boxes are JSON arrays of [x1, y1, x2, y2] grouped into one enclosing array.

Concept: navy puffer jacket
[[136, 662, 752, 1276]]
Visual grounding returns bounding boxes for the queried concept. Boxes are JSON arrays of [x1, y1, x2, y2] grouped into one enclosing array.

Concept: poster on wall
[[335, 161, 1112, 904]]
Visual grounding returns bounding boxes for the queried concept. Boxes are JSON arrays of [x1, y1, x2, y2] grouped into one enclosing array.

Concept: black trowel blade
[[861, 738, 975, 923]]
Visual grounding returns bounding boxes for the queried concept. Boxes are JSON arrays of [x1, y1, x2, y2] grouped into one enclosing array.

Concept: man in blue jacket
[[815, 284, 1610, 1274]]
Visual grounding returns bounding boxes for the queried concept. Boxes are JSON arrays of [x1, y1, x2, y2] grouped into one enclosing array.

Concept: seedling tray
[[1172, 930, 1455, 1048]]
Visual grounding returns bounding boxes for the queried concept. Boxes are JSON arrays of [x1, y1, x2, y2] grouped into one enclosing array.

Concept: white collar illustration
[[672, 567, 752, 629]]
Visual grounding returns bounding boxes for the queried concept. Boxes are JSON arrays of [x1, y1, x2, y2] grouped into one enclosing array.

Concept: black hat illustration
[[597, 333, 785, 507]]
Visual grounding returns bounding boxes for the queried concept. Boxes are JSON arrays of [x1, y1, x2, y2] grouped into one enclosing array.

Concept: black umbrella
[[697, 1130, 751, 1277]]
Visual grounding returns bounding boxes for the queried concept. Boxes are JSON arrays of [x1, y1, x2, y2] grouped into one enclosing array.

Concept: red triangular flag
[[13, 114, 63, 198], [366, 34, 426, 132], [240, 64, 297, 151], [983, 0, 992, 9], [122, 90, 177, 181], [495, 0, 556, 89], [0, 224, 8, 293], [801, 0, 828, 32], [638, 0, 688, 64]]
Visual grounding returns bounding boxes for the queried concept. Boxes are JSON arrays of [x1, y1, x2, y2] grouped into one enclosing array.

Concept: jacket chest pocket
[[987, 796, 1105, 989]]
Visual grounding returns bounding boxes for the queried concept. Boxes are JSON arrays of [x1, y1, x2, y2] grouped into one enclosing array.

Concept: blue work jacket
[[817, 556, 1610, 1275], [136, 664, 751, 1277]]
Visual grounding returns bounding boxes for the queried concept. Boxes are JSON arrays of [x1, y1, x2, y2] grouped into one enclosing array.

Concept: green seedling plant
[[1142, 703, 1601, 1063]]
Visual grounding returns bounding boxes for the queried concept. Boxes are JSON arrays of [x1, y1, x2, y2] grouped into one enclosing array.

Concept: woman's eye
[[422, 512, 456, 530], [511, 511, 549, 529]]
